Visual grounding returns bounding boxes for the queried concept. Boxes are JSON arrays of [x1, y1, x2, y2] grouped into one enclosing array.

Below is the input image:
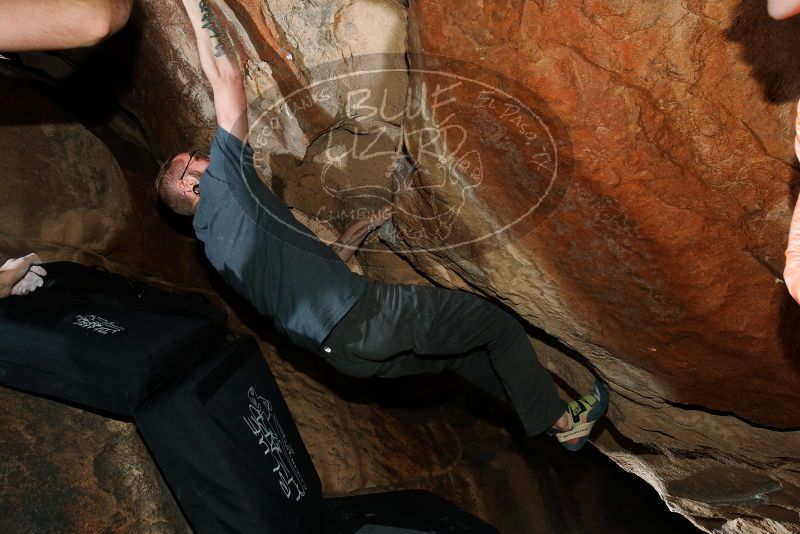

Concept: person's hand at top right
[[768, 0, 800, 19], [766, 0, 800, 304]]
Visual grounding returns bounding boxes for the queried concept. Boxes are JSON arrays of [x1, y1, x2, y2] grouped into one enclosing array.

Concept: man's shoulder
[[211, 124, 253, 162]]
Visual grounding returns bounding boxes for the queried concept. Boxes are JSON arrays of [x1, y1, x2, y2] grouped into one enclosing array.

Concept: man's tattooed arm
[[180, 0, 248, 140], [182, 0, 234, 62], [199, 0, 227, 58]]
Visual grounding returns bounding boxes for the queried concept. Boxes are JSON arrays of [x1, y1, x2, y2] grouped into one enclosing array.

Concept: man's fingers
[[25, 253, 43, 265], [0, 257, 24, 271], [0, 252, 43, 273], [10, 271, 44, 296], [29, 265, 47, 277], [768, 0, 800, 19], [10, 280, 30, 296]]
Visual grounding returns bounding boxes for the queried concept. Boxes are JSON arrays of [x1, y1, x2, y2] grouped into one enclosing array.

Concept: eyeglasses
[[179, 151, 197, 182]]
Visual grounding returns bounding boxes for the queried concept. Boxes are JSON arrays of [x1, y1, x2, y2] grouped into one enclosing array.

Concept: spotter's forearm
[[0, 0, 133, 51]]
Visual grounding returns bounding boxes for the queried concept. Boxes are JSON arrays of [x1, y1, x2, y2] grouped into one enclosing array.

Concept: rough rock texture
[[126, 0, 407, 157], [122, 0, 800, 530], [4, 0, 799, 532], [0, 76, 129, 259], [0, 69, 207, 286], [1, 55, 695, 534], [0, 388, 189, 534], [404, 0, 800, 426], [396, 1, 800, 532]]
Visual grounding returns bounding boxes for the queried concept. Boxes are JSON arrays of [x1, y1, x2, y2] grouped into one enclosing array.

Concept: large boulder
[[0, 71, 210, 287], [0, 75, 130, 260], [403, 0, 798, 427], [0, 388, 189, 534], [396, 0, 800, 531]]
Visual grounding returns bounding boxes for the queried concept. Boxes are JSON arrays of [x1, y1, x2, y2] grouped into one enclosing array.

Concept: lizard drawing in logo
[[318, 120, 483, 244]]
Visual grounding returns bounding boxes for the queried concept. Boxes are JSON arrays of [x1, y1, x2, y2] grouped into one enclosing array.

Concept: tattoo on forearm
[[198, 0, 228, 58]]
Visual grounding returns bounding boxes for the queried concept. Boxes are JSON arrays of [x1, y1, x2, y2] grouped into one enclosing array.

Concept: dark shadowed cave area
[[1, 1, 800, 534]]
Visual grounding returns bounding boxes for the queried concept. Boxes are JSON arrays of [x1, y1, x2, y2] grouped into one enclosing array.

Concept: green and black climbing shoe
[[554, 380, 609, 452]]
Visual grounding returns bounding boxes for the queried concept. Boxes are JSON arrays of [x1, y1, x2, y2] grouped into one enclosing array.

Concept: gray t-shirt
[[193, 126, 366, 353]]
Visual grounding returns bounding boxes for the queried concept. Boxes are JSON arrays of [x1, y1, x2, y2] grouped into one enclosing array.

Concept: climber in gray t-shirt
[[157, 0, 610, 451], [191, 124, 369, 353], [152, 2, 386, 355]]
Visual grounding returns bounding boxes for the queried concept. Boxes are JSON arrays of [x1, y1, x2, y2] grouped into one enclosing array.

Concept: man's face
[[171, 151, 210, 202], [157, 151, 211, 215], [768, 0, 800, 19]]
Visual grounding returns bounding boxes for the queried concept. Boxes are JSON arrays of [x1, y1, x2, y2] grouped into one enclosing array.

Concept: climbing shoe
[[553, 380, 609, 452]]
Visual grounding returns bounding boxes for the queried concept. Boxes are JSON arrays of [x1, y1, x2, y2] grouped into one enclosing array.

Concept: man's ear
[[177, 176, 200, 195]]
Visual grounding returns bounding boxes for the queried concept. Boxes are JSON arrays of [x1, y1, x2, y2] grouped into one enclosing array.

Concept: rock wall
[[398, 1, 800, 532], [399, 0, 799, 427], [3, 40, 693, 533], [0, 76, 128, 259], [3, 0, 800, 532], [115, 0, 800, 531], [0, 67, 205, 284]]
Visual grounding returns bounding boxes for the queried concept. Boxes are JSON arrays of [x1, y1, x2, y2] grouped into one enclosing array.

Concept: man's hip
[[319, 280, 430, 363], [317, 279, 510, 375]]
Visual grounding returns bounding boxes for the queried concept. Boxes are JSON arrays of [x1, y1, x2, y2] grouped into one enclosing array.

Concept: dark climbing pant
[[318, 279, 567, 436]]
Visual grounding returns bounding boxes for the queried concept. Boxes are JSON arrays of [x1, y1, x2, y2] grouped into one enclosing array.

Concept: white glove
[[11, 265, 47, 296]]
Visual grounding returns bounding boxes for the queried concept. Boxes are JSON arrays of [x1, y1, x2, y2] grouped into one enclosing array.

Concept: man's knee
[[482, 304, 527, 351], [440, 289, 524, 341], [478, 299, 521, 332]]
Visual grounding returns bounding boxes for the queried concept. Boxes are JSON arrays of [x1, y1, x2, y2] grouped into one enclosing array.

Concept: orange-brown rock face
[[397, 0, 800, 531], [405, 0, 799, 428], [114, 0, 800, 530], [4, 0, 800, 532]]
